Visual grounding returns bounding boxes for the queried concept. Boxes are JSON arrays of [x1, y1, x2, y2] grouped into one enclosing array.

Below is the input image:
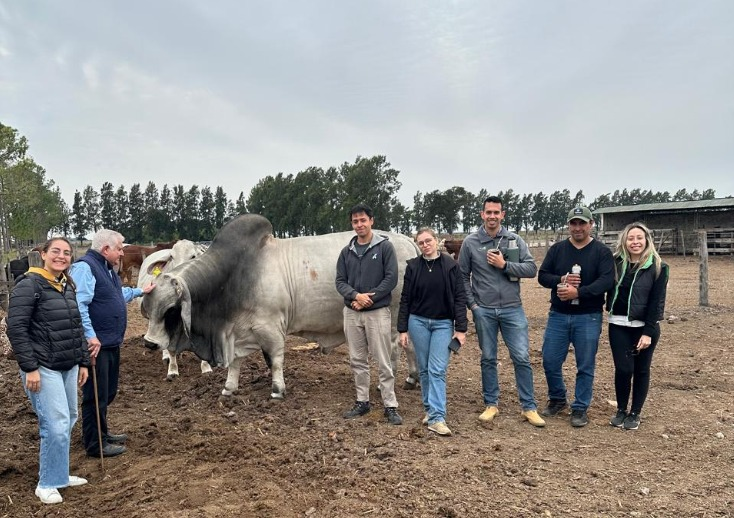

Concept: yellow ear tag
[[152, 266, 162, 277]]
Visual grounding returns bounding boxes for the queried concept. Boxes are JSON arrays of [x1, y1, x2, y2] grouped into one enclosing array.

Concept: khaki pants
[[343, 306, 398, 408]]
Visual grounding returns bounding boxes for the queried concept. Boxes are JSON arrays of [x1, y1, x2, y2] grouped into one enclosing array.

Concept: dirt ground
[[1, 254, 732, 517]]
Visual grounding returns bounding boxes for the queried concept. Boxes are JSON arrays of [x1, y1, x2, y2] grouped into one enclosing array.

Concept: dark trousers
[[82, 346, 121, 453], [608, 324, 659, 414]]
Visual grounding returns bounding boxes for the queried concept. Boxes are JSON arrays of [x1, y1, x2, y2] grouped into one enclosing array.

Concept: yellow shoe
[[479, 406, 499, 422], [422, 413, 429, 425], [522, 409, 546, 428], [427, 421, 452, 436]]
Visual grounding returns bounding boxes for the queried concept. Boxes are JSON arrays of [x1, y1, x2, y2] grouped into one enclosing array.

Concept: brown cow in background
[[439, 238, 464, 261], [119, 241, 176, 286]]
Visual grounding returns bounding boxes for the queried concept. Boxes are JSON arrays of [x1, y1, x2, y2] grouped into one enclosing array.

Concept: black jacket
[[397, 253, 468, 334], [607, 256, 669, 336], [335, 233, 398, 311], [7, 272, 90, 373]]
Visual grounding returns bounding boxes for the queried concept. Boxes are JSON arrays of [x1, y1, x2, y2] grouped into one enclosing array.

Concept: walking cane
[[91, 355, 105, 473]]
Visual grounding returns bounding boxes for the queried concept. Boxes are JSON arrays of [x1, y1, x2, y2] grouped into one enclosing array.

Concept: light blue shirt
[[69, 262, 142, 340]]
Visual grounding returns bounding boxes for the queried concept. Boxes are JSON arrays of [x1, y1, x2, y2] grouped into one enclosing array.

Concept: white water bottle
[[571, 264, 581, 305]]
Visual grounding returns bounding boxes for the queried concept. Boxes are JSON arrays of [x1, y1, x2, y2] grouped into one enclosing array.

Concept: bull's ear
[[173, 278, 192, 338]]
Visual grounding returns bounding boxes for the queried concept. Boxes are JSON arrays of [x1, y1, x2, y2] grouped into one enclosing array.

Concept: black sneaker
[[610, 410, 627, 428], [541, 399, 568, 417], [343, 401, 370, 419], [623, 412, 640, 430], [384, 407, 403, 425], [570, 409, 589, 427]]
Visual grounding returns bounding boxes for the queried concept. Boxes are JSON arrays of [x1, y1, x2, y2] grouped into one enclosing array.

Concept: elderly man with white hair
[[70, 229, 154, 458]]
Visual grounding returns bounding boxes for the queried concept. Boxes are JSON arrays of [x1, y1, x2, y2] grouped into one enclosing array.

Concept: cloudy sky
[[2, 1, 733, 208]]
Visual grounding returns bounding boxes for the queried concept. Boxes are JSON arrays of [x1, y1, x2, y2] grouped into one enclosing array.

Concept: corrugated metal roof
[[593, 198, 734, 214]]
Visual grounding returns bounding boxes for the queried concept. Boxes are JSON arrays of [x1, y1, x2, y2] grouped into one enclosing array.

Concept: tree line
[[0, 121, 721, 250]]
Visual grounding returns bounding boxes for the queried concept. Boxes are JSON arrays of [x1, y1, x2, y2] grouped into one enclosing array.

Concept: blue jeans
[[21, 365, 79, 489], [542, 311, 603, 411], [472, 306, 537, 411], [408, 315, 453, 424]]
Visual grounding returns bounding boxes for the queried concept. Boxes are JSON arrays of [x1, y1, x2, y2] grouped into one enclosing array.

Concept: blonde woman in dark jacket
[[397, 227, 467, 436], [7, 237, 91, 504], [606, 223, 669, 431]]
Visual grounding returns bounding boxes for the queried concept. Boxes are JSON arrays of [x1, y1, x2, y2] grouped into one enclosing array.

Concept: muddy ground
[[1, 254, 732, 517]]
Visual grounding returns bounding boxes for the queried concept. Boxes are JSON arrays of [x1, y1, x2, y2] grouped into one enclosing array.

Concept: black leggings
[[608, 324, 659, 414]]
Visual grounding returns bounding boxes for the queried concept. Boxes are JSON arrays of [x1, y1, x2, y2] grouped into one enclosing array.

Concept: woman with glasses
[[397, 228, 467, 436], [7, 237, 91, 504], [606, 223, 669, 431]]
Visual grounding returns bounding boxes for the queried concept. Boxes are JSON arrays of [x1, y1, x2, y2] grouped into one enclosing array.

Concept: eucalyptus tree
[[178, 185, 201, 240], [336, 155, 401, 232], [157, 184, 174, 238], [99, 182, 117, 231], [701, 188, 716, 200], [411, 191, 426, 230], [214, 186, 228, 230], [391, 202, 412, 235], [233, 192, 247, 216], [531, 192, 548, 233], [0, 123, 65, 248], [115, 185, 130, 236], [71, 191, 86, 243], [515, 193, 533, 233], [247, 174, 293, 237], [126, 183, 145, 243], [460, 188, 480, 233], [171, 185, 186, 238], [497, 189, 520, 231], [82, 186, 101, 233], [142, 181, 159, 241], [199, 186, 215, 240]]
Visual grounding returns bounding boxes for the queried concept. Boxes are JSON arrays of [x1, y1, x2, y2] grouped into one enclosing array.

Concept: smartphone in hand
[[448, 337, 461, 354]]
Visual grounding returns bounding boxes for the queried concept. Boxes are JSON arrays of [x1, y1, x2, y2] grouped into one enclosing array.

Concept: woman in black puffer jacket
[[7, 237, 91, 505], [606, 223, 669, 432]]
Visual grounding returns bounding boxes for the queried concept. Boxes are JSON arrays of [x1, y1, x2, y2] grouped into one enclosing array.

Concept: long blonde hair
[[613, 222, 662, 277]]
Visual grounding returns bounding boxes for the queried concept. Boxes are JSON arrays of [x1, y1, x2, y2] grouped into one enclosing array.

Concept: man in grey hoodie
[[336, 204, 402, 425], [459, 196, 545, 427]]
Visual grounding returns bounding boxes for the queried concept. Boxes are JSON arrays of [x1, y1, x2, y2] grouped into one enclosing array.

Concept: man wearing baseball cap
[[537, 206, 615, 427]]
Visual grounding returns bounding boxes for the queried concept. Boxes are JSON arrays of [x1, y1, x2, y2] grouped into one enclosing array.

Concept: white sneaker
[[35, 486, 63, 504], [68, 476, 88, 487]]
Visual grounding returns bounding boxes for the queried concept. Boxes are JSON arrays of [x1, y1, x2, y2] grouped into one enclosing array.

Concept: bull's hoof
[[221, 388, 234, 397], [201, 363, 213, 374], [402, 378, 419, 390], [166, 374, 179, 382], [270, 392, 285, 400]]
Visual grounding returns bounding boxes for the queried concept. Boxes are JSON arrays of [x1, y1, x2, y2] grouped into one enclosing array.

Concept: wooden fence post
[[698, 230, 708, 307]]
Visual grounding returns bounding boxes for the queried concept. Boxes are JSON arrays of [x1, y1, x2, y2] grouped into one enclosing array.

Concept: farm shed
[[593, 198, 734, 254]]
